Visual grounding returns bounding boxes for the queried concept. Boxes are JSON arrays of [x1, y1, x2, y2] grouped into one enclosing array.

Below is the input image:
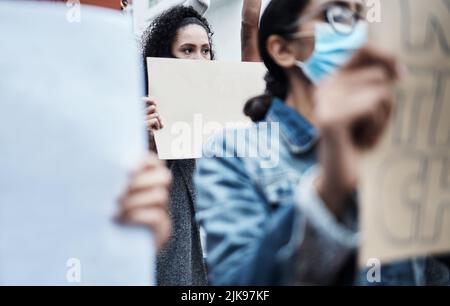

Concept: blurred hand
[[314, 46, 401, 216], [241, 0, 262, 62], [118, 153, 172, 251], [242, 0, 262, 26]]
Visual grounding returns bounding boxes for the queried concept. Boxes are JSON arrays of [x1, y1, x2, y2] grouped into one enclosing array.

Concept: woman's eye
[[202, 48, 210, 55], [183, 48, 192, 55]]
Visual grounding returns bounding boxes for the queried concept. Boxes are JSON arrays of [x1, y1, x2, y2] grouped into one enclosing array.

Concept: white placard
[[147, 58, 267, 160], [0, 1, 154, 285]]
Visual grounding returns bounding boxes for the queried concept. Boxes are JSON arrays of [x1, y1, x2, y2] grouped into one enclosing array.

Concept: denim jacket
[[194, 98, 450, 286]]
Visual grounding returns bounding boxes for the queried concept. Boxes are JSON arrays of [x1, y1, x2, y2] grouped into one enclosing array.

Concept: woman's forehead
[[176, 24, 210, 45]]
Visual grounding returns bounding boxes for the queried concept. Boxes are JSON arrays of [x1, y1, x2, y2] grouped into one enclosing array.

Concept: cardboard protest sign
[[147, 58, 267, 160], [360, 0, 450, 265]]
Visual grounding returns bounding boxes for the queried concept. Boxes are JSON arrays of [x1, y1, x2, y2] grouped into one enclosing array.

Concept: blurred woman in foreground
[[194, 0, 450, 285]]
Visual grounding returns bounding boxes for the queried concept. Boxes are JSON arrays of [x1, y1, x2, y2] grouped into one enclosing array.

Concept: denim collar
[[265, 97, 319, 154]]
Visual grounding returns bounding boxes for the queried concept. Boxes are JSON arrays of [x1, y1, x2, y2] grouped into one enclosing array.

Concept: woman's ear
[[266, 35, 297, 69]]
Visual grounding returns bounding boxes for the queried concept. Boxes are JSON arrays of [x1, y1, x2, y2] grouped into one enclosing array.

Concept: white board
[[147, 57, 267, 160], [0, 1, 154, 285]]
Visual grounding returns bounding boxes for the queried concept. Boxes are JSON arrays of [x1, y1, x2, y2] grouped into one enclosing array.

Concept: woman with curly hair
[[141, 1, 262, 286]]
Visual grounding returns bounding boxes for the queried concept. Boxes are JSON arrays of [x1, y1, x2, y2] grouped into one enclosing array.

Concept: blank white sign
[[0, 1, 154, 285]]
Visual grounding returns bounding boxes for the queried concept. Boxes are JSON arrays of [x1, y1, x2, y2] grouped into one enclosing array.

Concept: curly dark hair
[[142, 5, 215, 60]]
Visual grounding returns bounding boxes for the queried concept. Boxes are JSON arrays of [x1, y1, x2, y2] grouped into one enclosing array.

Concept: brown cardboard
[[360, 0, 450, 265]]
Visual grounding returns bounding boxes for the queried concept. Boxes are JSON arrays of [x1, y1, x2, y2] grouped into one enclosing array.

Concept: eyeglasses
[[288, 3, 366, 36], [325, 4, 365, 34]]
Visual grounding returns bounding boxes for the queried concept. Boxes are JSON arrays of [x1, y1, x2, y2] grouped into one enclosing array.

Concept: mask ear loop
[[287, 28, 317, 83], [289, 29, 315, 66]]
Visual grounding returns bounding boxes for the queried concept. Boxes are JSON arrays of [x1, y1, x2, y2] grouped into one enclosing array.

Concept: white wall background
[[204, 0, 271, 60], [204, 0, 243, 60]]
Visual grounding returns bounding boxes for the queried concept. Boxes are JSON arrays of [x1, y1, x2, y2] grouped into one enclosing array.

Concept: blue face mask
[[296, 21, 368, 84]]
